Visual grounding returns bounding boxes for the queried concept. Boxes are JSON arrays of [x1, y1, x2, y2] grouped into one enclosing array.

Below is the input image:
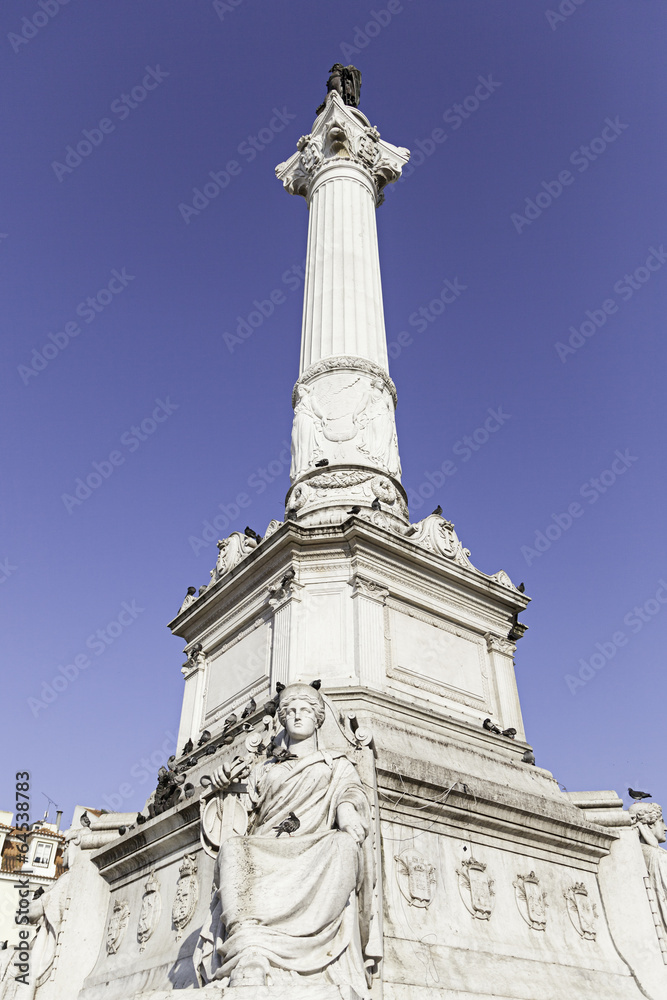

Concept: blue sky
[[2, 0, 666, 824]]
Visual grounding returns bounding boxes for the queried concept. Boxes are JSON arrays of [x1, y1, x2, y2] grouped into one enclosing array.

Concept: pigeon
[[204, 745, 217, 756], [263, 699, 277, 717], [223, 713, 238, 731], [271, 748, 298, 763], [347, 506, 361, 515], [181, 739, 194, 755], [276, 682, 286, 694], [521, 749, 536, 765], [274, 812, 300, 837], [315, 458, 329, 467], [197, 729, 211, 747], [33, 887, 45, 900], [431, 505, 442, 516], [628, 788, 652, 801], [184, 784, 195, 799], [244, 526, 262, 543], [502, 728, 517, 739], [310, 679, 322, 689], [80, 811, 91, 828], [281, 568, 296, 586], [241, 697, 257, 719], [118, 826, 127, 836], [185, 585, 196, 597], [482, 718, 502, 735], [167, 755, 177, 768], [286, 507, 299, 519], [518, 582, 526, 593], [136, 812, 147, 825], [371, 497, 381, 510], [221, 734, 235, 745], [241, 723, 254, 732]]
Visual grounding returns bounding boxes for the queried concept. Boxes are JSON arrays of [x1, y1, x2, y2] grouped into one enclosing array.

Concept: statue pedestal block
[[136, 986, 362, 1000]]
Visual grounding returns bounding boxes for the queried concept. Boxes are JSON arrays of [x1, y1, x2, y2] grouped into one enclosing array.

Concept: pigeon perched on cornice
[[241, 697, 256, 719], [315, 458, 329, 467], [310, 679, 322, 689], [197, 729, 211, 747], [431, 505, 442, 516], [223, 714, 238, 731], [244, 526, 262, 542], [181, 738, 194, 755], [347, 506, 361, 515], [371, 497, 381, 510], [483, 718, 502, 735], [80, 812, 91, 828], [629, 787, 652, 800], [521, 749, 536, 765], [502, 728, 517, 739]]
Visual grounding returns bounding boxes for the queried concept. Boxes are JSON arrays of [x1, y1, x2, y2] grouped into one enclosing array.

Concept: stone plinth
[[136, 986, 361, 999]]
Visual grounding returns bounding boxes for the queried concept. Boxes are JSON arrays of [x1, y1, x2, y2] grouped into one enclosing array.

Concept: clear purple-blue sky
[[2, 0, 666, 824]]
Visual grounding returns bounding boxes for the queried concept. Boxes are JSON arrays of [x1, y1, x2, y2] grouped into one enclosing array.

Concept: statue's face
[[283, 698, 318, 740], [653, 813, 667, 843]]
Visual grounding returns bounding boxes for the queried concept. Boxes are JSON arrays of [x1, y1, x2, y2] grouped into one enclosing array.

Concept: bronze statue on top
[[316, 64, 362, 114]]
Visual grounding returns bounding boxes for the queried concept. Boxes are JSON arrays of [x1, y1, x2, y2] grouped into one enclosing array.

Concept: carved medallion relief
[[291, 367, 401, 480], [564, 883, 598, 940], [395, 849, 437, 908], [173, 854, 200, 940], [137, 870, 161, 951], [513, 872, 548, 930], [457, 858, 495, 920], [106, 899, 130, 955]]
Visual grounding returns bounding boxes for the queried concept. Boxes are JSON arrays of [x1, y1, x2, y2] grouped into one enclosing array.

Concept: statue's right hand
[[210, 762, 233, 792]]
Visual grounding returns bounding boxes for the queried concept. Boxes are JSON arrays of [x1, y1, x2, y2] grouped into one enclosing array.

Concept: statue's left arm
[[331, 757, 371, 844]]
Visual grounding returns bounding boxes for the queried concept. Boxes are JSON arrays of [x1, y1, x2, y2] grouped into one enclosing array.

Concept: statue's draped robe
[[196, 749, 379, 994], [641, 842, 667, 933]]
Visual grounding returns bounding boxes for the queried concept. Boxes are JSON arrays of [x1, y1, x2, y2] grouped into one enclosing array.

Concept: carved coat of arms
[[457, 858, 495, 920], [394, 849, 437, 907], [172, 854, 200, 940], [513, 871, 548, 930], [106, 898, 130, 955], [137, 870, 161, 951], [564, 882, 597, 940]]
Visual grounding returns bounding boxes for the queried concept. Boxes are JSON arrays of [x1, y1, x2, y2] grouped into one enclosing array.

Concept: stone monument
[[12, 67, 667, 1000]]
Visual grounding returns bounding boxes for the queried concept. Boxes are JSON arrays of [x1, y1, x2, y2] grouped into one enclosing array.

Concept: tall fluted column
[[276, 91, 410, 529]]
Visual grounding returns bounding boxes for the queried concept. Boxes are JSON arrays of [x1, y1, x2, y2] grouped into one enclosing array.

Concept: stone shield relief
[[564, 882, 598, 940], [173, 853, 200, 940], [137, 870, 161, 951], [394, 849, 437, 908], [106, 898, 130, 955], [513, 871, 548, 930], [457, 858, 495, 920]]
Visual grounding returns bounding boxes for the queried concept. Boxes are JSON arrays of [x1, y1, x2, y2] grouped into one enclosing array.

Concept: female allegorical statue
[[195, 683, 380, 995]]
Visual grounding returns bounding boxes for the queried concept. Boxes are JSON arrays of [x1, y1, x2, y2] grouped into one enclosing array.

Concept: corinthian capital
[[275, 91, 410, 203]]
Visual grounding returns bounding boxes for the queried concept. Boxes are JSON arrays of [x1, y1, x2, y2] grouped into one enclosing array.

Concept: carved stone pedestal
[[136, 985, 362, 1000]]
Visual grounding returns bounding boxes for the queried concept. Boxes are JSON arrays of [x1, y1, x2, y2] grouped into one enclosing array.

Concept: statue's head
[[277, 683, 326, 741], [630, 801, 666, 844]]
